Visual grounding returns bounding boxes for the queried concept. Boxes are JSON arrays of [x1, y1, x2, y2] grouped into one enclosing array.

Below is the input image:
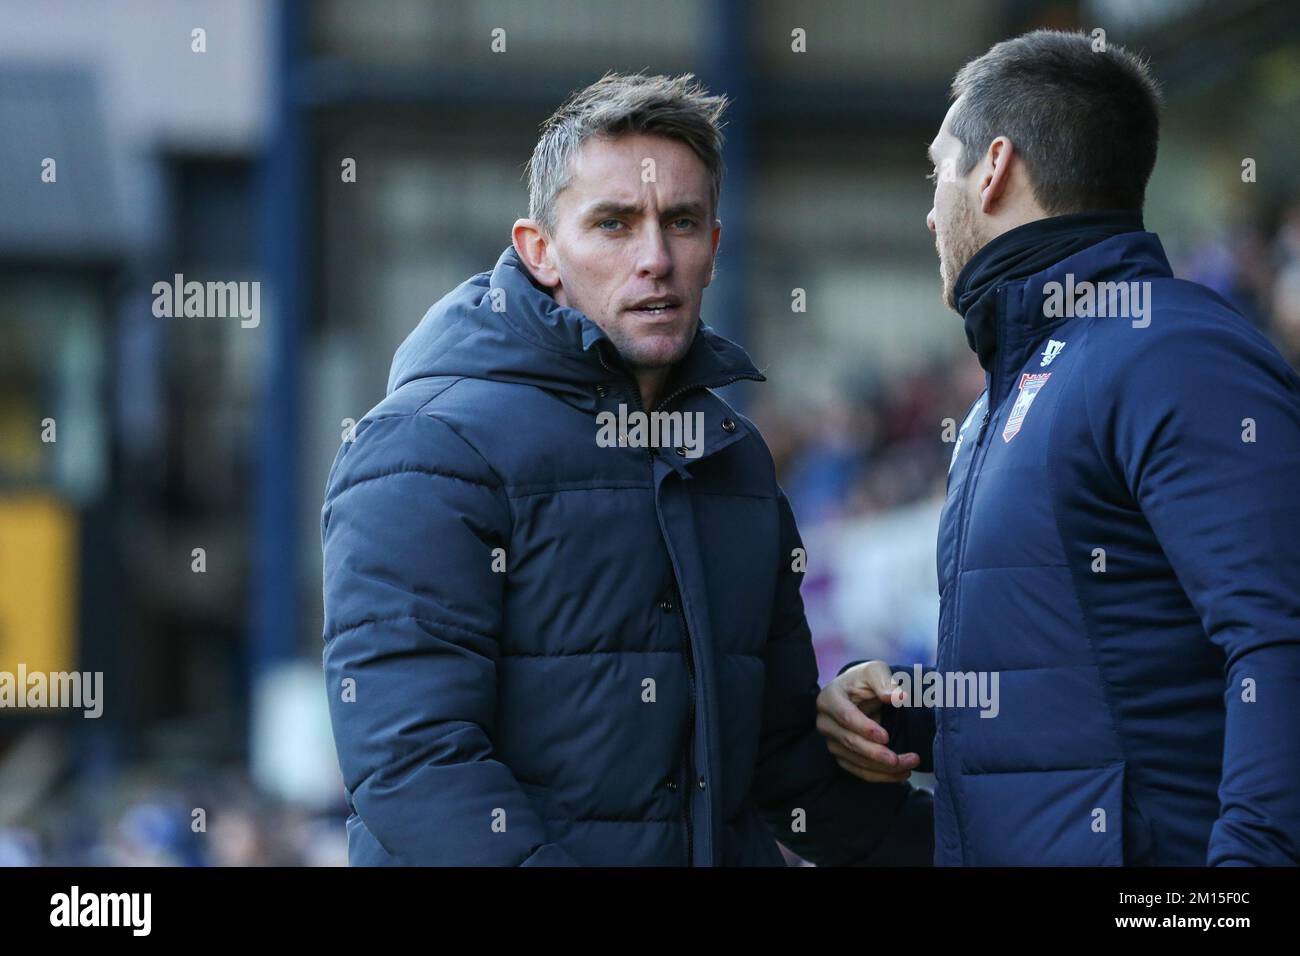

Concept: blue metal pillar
[[251, 0, 308, 685], [706, 0, 755, 399]]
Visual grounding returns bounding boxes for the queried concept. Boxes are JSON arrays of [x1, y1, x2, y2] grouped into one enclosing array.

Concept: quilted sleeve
[[321, 412, 577, 865]]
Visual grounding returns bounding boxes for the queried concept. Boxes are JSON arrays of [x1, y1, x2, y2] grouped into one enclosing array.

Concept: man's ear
[[978, 136, 1016, 214], [512, 219, 561, 287]]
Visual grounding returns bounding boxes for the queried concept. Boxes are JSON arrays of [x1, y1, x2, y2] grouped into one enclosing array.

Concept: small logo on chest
[[1040, 339, 1066, 366], [1002, 372, 1052, 443]]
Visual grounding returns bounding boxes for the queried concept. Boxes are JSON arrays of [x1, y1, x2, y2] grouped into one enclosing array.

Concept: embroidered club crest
[[1002, 372, 1051, 443]]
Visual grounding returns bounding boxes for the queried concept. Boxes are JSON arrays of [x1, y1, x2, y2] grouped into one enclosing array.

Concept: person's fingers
[[826, 733, 920, 770], [833, 759, 911, 784], [825, 733, 921, 773], [818, 680, 890, 742], [827, 742, 914, 783], [832, 760, 911, 784], [816, 706, 888, 749], [860, 660, 895, 696], [837, 659, 908, 713], [860, 659, 909, 709], [825, 731, 895, 768]]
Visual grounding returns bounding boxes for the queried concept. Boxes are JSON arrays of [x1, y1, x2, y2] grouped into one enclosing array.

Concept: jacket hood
[[387, 245, 764, 401]]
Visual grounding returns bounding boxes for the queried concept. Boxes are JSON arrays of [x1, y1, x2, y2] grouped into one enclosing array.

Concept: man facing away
[[819, 30, 1300, 866], [321, 73, 933, 865]]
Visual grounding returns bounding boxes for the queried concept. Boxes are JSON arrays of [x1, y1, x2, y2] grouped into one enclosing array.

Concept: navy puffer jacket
[[321, 246, 933, 866], [868, 215, 1300, 866]]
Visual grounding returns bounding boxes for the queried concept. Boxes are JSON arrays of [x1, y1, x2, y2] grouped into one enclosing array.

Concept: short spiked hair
[[950, 29, 1163, 213], [525, 72, 729, 231]]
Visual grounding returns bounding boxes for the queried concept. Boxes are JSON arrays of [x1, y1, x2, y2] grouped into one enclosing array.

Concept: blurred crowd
[[754, 353, 986, 681], [0, 768, 346, 866], [760, 356, 986, 528], [1176, 198, 1300, 372]]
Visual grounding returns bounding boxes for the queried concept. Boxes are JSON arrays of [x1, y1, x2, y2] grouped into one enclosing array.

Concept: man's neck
[[635, 368, 671, 411]]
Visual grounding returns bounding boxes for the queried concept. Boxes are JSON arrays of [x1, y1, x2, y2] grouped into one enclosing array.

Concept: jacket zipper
[[670, 576, 696, 865], [597, 350, 749, 866], [649, 370, 762, 864], [653, 373, 758, 414], [943, 403, 985, 863], [943, 326, 1005, 863]]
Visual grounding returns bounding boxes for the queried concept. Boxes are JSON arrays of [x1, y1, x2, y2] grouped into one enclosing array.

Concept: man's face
[[543, 132, 720, 372], [927, 98, 988, 311]]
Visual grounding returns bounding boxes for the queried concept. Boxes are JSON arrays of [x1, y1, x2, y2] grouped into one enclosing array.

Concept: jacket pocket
[[958, 762, 1126, 865]]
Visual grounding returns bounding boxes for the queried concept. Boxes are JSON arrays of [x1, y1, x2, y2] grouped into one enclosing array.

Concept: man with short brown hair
[[321, 73, 933, 866]]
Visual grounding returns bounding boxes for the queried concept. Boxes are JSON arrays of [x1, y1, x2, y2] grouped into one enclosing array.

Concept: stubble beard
[[939, 191, 986, 312], [605, 317, 698, 374]]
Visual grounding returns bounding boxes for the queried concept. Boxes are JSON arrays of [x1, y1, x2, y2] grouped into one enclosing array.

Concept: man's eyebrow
[[582, 199, 709, 220], [660, 201, 707, 219], [584, 200, 643, 219]]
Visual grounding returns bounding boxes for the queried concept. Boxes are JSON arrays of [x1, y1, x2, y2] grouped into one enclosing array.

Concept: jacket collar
[[952, 213, 1170, 403], [490, 244, 765, 405], [389, 244, 766, 405]]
